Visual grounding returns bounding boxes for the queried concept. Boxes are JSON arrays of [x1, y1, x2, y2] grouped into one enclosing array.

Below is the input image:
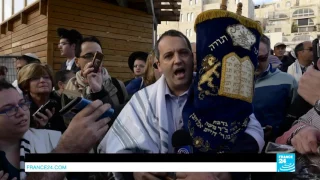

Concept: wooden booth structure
[[0, 0, 181, 81]]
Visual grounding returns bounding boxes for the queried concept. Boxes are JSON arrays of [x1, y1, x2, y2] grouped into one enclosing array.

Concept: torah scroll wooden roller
[[220, 0, 227, 10], [236, 2, 243, 15]]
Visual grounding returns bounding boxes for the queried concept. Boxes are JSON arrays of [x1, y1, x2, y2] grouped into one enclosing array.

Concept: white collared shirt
[[66, 58, 75, 70]]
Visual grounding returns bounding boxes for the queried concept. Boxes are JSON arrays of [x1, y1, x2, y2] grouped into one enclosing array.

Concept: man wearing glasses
[[57, 28, 82, 73], [64, 36, 128, 120], [252, 35, 297, 145], [12, 53, 40, 94], [287, 41, 314, 82]]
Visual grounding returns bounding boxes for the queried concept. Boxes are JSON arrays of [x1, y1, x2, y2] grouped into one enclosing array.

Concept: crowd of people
[[0, 8, 320, 180]]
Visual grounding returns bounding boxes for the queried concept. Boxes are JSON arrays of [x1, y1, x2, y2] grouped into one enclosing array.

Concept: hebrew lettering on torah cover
[[218, 52, 254, 103]]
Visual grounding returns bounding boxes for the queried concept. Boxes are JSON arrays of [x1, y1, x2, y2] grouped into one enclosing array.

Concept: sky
[[253, 0, 276, 5]]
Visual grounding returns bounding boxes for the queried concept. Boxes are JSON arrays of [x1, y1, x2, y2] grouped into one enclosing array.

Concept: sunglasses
[[258, 54, 269, 61]]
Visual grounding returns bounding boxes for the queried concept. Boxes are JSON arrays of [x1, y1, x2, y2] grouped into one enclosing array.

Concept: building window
[[189, 0, 193, 5], [293, 8, 314, 17], [180, 14, 183, 22], [191, 13, 194, 21], [275, 28, 282, 32], [195, 0, 198, 4], [187, 13, 189, 21], [186, 29, 189, 37], [189, 29, 192, 37], [14, 0, 25, 14], [286, 1, 291, 7], [298, 26, 316, 32], [292, 35, 313, 42], [277, 4, 280, 8], [27, 0, 37, 5], [0, 0, 2, 22], [4, 0, 13, 21], [296, 18, 314, 26], [166, 21, 168, 25]]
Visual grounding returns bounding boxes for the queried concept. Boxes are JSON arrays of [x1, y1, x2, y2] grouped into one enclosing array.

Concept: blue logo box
[[276, 153, 295, 172]]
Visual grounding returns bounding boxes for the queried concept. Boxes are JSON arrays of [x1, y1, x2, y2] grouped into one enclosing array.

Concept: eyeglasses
[[0, 101, 31, 117], [258, 54, 269, 61], [79, 53, 95, 60], [303, 48, 313, 51], [153, 62, 158, 69], [30, 76, 51, 81]]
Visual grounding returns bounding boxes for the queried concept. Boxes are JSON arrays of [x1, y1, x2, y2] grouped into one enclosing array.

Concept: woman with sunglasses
[[125, 50, 162, 96]]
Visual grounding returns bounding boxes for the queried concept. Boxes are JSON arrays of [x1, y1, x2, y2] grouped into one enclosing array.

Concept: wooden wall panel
[[0, 7, 49, 64], [48, 0, 153, 81]]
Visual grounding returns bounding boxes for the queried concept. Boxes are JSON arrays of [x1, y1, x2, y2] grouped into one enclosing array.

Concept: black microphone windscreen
[[172, 129, 192, 148]]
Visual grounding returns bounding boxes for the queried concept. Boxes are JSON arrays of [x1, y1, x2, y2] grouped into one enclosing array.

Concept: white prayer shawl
[[287, 60, 303, 82], [20, 128, 61, 179], [98, 75, 265, 154]]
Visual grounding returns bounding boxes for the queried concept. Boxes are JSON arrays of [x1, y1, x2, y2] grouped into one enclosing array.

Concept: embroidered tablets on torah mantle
[[182, 5, 262, 153]]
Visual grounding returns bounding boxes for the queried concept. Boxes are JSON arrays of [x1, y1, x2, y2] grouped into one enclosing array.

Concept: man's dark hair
[[260, 34, 271, 54], [0, 66, 8, 76], [155, 30, 192, 60], [75, 36, 102, 58], [54, 70, 73, 90], [57, 28, 83, 45], [294, 42, 304, 59], [0, 80, 15, 91]]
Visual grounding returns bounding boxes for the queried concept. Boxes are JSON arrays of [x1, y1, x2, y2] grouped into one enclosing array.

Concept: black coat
[[28, 92, 68, 133], [60, 60, 80, 73]]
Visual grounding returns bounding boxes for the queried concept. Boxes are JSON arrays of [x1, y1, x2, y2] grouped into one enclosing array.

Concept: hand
[[33, 108, 55, 128], [291, 125, 320, 154], [0, 171, 17, 180], [298, 62, 320, 105], [133, 172, 167, 180], [83, 62, 103, 93], [55, 100, 111, 153], [176, 172, 222, 180]]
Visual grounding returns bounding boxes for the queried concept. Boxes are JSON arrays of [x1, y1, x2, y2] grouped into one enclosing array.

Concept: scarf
[[65, 68, 118, 98], [19, 128, 61, 179]]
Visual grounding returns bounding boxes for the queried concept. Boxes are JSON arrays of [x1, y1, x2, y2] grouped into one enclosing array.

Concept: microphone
[[172, 129, 193, 154]]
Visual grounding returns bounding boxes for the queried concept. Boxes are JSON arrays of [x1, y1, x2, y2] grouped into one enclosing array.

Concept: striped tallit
[[98, 75, 173, 154], [20, 128, 61, 179], [98, 75, 265, 154]]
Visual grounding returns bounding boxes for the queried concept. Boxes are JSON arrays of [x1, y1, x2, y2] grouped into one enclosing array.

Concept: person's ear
[[157, 61, 163, 73], [71, 43, 76, 51], [75, 58, 80, 67]]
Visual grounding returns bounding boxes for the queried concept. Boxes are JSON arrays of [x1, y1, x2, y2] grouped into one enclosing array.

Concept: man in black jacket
[[57, 28, 82, 73]]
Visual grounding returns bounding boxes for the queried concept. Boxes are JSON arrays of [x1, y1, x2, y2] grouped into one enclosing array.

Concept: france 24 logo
[[276, 153, 295, 172]]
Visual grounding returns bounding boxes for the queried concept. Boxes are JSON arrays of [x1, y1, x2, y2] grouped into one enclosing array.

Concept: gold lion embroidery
[[198, 54, 221, 92]]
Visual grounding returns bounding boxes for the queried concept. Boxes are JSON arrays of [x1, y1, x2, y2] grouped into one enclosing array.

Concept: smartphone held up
[[59, 97, 114, 121], [92, 51, 104, 73]]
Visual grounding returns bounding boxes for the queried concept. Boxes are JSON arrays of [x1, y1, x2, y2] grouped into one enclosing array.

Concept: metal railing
[[0, 56, 18, 83]]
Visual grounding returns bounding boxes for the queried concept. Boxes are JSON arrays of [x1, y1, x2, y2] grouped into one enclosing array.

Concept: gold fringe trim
[[194, 9, 262, 35]]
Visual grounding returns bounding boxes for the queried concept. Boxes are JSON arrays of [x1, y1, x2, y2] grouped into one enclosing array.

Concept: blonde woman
[[17, 63, 66, 132]]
